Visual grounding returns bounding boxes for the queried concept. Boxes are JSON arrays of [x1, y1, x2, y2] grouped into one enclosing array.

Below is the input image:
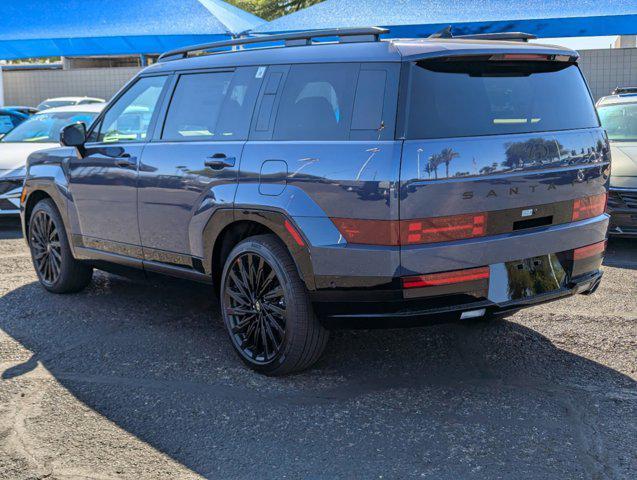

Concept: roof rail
[[428, 26, 536, 42], [612, 86, 637, 95], [158, 27, 389, 62]]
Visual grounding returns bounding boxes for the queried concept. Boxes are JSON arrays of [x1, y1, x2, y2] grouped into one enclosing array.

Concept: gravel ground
[[0, 218, 635, 480]]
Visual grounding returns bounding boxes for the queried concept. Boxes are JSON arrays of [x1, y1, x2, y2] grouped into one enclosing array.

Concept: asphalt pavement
[[0, 216, 635, 479]]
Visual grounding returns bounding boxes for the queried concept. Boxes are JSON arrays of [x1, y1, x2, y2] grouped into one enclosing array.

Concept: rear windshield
[[405, 61, 599, 139]]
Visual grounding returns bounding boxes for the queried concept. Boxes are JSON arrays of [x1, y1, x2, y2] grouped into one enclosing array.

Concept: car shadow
[[605, 237, 637, 270], [0, 271, 635, 478]]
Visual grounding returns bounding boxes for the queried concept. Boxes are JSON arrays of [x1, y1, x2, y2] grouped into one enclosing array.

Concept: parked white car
[[0, 103, 105, 215], [36, 96, 105, 111]]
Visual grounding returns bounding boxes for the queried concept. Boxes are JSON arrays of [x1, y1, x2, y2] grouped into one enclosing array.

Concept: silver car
[[597, 92, 637, 236]]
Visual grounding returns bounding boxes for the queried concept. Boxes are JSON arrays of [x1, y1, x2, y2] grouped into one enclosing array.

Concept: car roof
[[41, 96, 104, 102], [144, 37, 578, 73], [596, 94, 637, 107], [36, 103, 107, 114]]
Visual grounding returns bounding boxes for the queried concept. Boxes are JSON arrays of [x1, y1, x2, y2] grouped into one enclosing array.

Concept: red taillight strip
[[573, 240, 606, 261], [402, 266, 490, 289], [331, 218, 399, 246], [330, 193, 607, 246], [331, 213, 487, 246], [284, 219, 305, 247], [400, 213, 486, 245], [572, 193, 607, 221]]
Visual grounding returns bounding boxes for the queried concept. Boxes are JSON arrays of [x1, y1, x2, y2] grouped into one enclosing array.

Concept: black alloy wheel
[[220, 234, 329, 375], [30, 210, 62, 286], [28, 199, 93, 293], [224, 252, 286, 364]]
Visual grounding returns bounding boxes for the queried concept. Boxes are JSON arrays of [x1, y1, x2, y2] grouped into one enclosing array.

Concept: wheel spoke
[[262, 286, 284, 302], [229, 269, 252, 302], [263, 302, 285, 319], [224, 251, 287, 363], [226, 287, 251, 307]]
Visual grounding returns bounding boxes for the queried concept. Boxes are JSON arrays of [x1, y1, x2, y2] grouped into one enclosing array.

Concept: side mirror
[[60, 122, 86, 148]]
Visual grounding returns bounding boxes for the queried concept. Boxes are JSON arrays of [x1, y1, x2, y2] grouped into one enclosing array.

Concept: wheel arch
[[203, 209, 316, 293], [23, 189, 55, 237]]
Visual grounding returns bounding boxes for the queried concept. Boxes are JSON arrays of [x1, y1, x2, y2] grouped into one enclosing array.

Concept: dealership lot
[[0, 218, 635, 479]]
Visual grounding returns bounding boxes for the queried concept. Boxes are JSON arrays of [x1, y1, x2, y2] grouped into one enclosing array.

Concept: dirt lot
[[0, 218, 635, 479]]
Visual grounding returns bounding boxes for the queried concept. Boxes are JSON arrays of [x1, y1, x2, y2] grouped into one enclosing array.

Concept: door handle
[[205, 153, 236, 170], [114, 156, 136, 168]]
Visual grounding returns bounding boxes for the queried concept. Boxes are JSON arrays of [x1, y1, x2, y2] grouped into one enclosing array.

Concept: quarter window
[[97, 76, 167, 143], [273, 64, 358, 141]]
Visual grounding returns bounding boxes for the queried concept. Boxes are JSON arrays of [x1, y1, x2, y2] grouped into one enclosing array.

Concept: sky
[[531, 35, 618, 51]]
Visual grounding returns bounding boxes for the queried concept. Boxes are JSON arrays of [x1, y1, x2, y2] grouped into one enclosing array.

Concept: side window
[[162, 67, 261, 142], [273, 63, 358, 141], [351, 70, 387, 132], [162, 72, 232, 141], [97, 76, 167, 143]]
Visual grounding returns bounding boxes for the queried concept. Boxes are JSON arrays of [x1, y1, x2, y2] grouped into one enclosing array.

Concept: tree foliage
[[227, 0, 324, 22]]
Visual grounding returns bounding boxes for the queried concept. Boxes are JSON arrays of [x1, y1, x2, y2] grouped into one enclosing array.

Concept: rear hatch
[[398, 54, 609, 296]]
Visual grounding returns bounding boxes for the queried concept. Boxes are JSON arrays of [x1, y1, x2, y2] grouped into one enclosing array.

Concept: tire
[[28, 199, 93, 293], [220, 234, 328, 376]]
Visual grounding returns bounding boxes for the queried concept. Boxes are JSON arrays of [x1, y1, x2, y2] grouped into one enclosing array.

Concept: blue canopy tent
[[255, 0, 637, 38], [0, 0, 265, 60]]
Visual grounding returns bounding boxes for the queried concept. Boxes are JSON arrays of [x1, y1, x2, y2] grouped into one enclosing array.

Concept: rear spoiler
[[429, 27, 537, 43]]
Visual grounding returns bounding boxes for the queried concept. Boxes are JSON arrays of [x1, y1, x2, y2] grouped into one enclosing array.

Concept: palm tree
[[439, 147, 460, 178], [428, 153, 442, 179]]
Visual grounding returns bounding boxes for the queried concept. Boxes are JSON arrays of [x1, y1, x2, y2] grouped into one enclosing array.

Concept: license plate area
[[501, 254, 568, 301]]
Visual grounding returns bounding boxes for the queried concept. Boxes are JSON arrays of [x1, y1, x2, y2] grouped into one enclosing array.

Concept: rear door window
[[273, 63, 358, 141], [405, 61, 599, 139]]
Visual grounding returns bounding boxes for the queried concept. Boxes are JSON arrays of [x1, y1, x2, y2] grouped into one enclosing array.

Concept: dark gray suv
[[20, 28, 610, 375]]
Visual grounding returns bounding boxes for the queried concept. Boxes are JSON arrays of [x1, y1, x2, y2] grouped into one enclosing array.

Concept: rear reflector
[[573, 240, 606, 261], [572, 193, 607, 221], [402, 266, 490, 289], [284, 219, 305, 247]]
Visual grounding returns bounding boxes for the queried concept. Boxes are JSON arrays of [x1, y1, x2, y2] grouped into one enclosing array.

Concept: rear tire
[[220, 234, 328, 376], [28, 199, 93, 293]]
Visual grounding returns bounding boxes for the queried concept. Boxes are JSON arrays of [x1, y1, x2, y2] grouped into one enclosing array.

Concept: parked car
[[21, 28, 609, 375], [0, 108, 29, 137], [36, 96, 105, 111], [0, 103, 104, 215], [597, 93, 637, 236], [3, 106, 39, 116]]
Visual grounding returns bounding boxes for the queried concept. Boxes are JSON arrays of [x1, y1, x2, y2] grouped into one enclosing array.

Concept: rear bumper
[[307, 214, 608, 325], [319, 270, 602, 327], [608, 188, 637, 237]]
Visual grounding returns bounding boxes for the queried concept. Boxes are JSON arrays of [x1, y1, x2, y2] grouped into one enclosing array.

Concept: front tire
[[28, 199, 93, 293], [220, 234, 328, 376]]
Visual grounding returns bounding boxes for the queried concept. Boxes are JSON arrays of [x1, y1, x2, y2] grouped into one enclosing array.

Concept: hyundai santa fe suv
[[20, 28, 610, 375]]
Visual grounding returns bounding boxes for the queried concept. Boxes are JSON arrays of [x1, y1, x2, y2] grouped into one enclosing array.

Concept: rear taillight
[[573, 240, 606, 261], [400, 213, 487, 245], [402, 266, 490, 289], [572, 193, 607, 221], [330, 218, 399, 246], [331, 213, 487, 246]]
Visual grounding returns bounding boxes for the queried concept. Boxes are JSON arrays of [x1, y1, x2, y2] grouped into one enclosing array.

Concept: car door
[[138, 66, 262, 269], [67, 75, 169, 260]]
